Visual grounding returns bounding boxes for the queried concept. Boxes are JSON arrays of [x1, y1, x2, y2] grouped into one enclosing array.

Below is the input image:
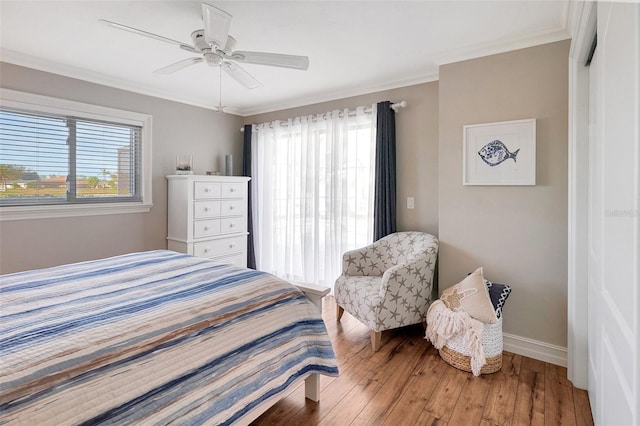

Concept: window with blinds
[[0, 107, 141, 206], [0, 89, 151, 220]]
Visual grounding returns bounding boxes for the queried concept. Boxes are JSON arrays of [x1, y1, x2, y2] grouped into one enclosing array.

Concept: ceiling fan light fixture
[[202, 3, 231, 48], [204, 52, 223, 66]]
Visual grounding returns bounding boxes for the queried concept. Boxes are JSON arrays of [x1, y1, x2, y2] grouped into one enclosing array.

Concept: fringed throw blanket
[[425, 300, 486, 376]]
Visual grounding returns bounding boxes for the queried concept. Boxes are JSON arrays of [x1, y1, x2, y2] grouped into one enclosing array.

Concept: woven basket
[[439, 316, 503, 374]]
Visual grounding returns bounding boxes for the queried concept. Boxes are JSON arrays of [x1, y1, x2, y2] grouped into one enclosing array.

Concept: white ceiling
[[0, 1, 570, 116]]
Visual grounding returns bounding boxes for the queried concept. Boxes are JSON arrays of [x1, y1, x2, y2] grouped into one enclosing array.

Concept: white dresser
[[166, 175, 251, 267]]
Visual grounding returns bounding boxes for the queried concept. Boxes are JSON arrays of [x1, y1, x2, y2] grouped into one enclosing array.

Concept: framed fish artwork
[[462, 118, 536, 185]]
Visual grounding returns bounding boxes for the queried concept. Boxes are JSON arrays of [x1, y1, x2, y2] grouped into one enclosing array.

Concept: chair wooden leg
[[336, 303, 344, 321], [370, 330, 381, 352]]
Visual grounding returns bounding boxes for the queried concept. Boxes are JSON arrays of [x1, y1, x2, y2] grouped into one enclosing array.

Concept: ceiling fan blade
[[99, 19, 196, 53], [222, 61, 262, 89], [220, 35, 237, 56], [229, 51, 309, 70], [154, 57, 204, 74], [202, 3, 231, 48]]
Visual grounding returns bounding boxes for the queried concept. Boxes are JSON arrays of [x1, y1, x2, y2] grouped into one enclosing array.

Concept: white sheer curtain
[[252, 106, 376, 288]]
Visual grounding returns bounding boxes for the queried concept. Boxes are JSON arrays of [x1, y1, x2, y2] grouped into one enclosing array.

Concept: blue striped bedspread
[[0, 250, 338, 425]]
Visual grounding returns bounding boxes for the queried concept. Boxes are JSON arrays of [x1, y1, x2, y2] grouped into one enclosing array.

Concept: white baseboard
[[503, 333, 567, 367]]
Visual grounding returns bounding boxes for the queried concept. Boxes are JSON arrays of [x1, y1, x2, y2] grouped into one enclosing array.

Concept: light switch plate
[[407, 197, 415, 209]]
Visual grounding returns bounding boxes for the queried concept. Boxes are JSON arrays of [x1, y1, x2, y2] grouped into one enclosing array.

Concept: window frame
[[0, 89, 153, 221]]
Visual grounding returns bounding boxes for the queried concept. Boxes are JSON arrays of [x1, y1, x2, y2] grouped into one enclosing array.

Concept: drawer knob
[[230, 188, 235, 193], [229, 206, 235, 210], [204, 188, 210, 193], [204, 248, 210, 253], [229, 244, 235, 249], [229, 224, 235, 228], [204, 207, 209, 212], [204, 227, 209, 231]]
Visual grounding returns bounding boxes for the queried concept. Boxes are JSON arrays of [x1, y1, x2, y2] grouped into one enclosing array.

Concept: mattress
[[0, 250, 338, 425]]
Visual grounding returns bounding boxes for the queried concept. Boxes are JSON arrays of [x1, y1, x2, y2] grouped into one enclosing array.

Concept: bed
[[0, 250, 338, 425]]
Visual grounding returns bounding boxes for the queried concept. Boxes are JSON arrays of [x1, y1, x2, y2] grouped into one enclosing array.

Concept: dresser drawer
[[221, 199, 244, 216], [221, 183, 244, 198], [193, 219, 221, 238], [193, 236, 246, 258], [220, 217, 246, 234], [194, 201, 221, 219], [194, 182, 221, 199]]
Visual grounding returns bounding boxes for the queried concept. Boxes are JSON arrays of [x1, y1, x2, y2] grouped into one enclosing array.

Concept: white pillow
[[441, 267, 497, 324]]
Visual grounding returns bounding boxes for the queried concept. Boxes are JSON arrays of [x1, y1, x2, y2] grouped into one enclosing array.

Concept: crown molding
[[432, 26, 571, 67], [237, 71, 439, 117], [0, 49, 243, 116]]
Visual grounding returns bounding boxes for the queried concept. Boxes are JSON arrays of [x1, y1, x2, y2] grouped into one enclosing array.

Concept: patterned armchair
[[334, 232, 439, 351]]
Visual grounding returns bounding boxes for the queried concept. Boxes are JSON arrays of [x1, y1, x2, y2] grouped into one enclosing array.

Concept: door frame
[[567, 0, 596, 390]]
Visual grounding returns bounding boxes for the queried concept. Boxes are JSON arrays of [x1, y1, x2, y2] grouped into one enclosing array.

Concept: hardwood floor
[[252, 296, 594, 426]]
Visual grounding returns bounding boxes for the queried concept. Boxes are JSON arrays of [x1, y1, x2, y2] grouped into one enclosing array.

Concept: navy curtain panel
[[373, 101, 397, 241], [242, 124, 256, 269]]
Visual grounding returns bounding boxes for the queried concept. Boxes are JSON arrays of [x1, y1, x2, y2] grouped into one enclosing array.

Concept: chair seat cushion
[[334, 275, 383, 331]]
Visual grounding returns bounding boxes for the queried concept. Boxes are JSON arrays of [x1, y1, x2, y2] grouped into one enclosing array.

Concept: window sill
[[0, 202, 153, 221]]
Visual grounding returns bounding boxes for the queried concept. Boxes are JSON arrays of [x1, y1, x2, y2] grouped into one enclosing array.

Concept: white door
[[588, 2, 639, 424]]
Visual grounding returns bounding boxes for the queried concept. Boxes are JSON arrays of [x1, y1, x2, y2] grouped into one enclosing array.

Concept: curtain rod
[[239, 101, 406, 132]]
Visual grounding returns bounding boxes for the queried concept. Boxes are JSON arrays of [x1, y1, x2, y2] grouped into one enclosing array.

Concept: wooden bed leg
[[336, 303, 344, 321], [371, 330, 381, 352], [305, 373, 320, 402]]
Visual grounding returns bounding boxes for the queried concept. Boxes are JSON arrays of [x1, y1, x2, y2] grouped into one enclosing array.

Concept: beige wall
[[0, 62, 244, 274], [244, 82, 440, 236], [438, 40, 570, 346]]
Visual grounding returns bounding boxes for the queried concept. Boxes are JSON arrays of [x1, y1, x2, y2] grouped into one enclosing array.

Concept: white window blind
[[0, 107, 141, 206]]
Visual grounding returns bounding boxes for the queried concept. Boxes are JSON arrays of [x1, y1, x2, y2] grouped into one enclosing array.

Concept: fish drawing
[[477, 140, 520, 167]]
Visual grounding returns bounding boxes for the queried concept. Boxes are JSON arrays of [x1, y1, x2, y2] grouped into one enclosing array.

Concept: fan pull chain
[[216, 65, 225, 113]]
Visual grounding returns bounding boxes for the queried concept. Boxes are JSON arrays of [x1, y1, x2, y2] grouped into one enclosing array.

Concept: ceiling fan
[[99, 3, 309, 92]]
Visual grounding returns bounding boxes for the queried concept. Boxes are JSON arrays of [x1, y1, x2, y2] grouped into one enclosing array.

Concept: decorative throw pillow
[[484, 279, 512, 319], [441, 267, 497, 324]]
